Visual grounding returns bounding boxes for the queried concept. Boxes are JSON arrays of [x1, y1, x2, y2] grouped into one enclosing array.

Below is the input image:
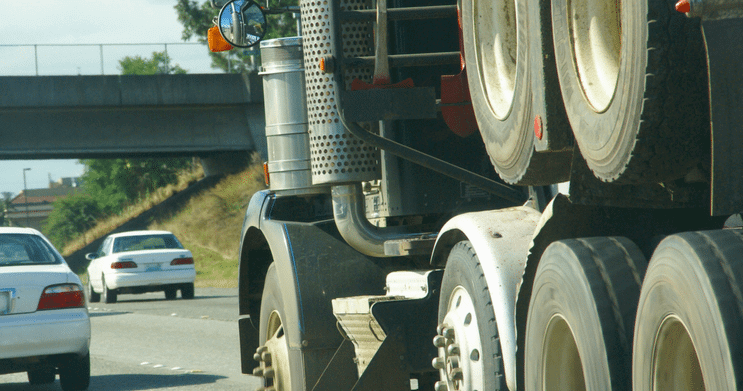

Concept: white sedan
[[0, 227, 91, 390], [85, 230, 196, 303]]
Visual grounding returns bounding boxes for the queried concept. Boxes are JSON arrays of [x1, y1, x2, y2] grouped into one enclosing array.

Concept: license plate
[[145, 263, 161, 272]]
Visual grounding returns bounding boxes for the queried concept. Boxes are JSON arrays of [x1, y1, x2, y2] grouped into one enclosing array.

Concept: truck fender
[[431, 206, 541, 391]]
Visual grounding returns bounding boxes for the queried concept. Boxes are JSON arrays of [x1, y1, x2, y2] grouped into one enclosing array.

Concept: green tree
[[118, 51, 187, 75], [0, 192, 13, 227], [175, 0, 299, 73], [44, 193, 102, 249], [81, 158, 193, 214]]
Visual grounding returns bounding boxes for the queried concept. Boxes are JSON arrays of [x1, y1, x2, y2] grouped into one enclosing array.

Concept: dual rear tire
[[522, 231, 743, 390]]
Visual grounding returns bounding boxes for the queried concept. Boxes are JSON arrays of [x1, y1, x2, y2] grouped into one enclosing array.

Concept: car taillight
[[171, 257, 194, 265], [37, 284, 85, 310], [111, 261, 137, 269]]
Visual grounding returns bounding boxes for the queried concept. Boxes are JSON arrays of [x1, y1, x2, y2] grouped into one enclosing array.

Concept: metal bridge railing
[[0, 43, 215, 76]]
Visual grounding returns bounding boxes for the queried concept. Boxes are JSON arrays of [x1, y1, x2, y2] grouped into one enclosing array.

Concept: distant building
[[5, 178, 82, 231]]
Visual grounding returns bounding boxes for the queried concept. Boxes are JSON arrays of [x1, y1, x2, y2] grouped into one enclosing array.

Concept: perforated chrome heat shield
[[301, 0, 381, 185]]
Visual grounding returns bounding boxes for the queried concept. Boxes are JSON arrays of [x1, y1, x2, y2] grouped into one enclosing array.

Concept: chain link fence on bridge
[[0, 43, 253, 76]]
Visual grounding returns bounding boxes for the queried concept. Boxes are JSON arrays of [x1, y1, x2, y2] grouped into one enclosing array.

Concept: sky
[[1, 0, 224, 197]]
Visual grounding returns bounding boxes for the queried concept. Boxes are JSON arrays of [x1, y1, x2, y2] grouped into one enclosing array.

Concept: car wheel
[[551, 0, 708, 182], [633, 230, 743, 391], [85, 277, 100, 303], [59, 352, 90, 391], [27, 366, 56, 385], [254, 263, 302, 390], [525, 237, 646, 390], [165, 287, 177, 300], [101, 275, 117, 304], [181, 283, 195, 300], [435, 241, 506, 391]]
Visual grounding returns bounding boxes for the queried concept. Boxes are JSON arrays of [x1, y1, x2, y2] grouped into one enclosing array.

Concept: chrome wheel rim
[[433, 286, 485, 391]]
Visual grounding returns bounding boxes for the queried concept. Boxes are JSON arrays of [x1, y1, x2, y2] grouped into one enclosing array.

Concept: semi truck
[[212, 0, 743, 389]]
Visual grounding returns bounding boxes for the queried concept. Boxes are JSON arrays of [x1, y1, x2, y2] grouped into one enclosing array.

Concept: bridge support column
[[201, 152, 252, 177]]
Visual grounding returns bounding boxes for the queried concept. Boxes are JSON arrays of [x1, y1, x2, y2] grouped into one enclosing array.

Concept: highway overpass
[[0, 73, 266, 173]]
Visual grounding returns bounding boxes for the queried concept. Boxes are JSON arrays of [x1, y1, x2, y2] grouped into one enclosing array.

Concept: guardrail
[[0, 43, 216, 76]]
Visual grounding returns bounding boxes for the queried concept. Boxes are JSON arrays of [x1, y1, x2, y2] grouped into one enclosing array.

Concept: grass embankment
[[69, 162, 267, 288], [150, 164, 266, 287]]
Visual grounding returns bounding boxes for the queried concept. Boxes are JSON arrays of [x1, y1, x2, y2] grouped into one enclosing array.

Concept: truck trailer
[[212, 0, 743, 388]]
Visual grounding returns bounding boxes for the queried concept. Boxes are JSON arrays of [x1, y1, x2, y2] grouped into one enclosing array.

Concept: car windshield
[[0, 234, 63, 266], [112, 234, 184, 253]]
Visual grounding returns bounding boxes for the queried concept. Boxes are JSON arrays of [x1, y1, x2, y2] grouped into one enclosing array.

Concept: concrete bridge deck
[[0, 73, 266, 160]]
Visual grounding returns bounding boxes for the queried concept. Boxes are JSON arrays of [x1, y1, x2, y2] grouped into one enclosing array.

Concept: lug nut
[[432, 357, 446, 369], [262, 352, 272, 364], [442, 327, 455, 339], [447, 344, 460, 356], [256, 346, 268, 354], [451, 368, 464, 381], [253, 352, 262, 362], [437, 323, 446, 335], [264, 367, 275, 378], [447, 356, 460, 369], [434, 380, 449, 391], [253, 367, 264, 377], [433, 335, 447, 348]]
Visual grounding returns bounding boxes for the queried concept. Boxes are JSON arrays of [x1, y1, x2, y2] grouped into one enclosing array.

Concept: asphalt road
[[0, 288, 261, 391]]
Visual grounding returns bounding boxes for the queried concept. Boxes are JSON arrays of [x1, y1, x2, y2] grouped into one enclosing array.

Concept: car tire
[[525, 237, 646, 390], [85, 277, 100, 303], [551, 0, 708, 183], [462, 0, 570, 185], [633, 230, 743, 391], [435, 241, 506, 390], [59, 352, 90, 391], [256, 263, 303, 390], [27, 366, 56, 385], [165, 287, 177, 300], [181, 283, 195, 300], [101, 275, 117, 304]]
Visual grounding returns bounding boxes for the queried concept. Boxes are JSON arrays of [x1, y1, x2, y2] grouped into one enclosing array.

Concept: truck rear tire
[[255, 263, 301, 391], [633, 230, 743, 391], [525, 237, 646, 390], [552, 0, 708, 182], [462, 0, 564, 185], [435, 241, 506, 391]]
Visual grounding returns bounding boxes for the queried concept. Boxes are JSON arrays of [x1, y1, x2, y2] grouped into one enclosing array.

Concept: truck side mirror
[[218, 0, 268, 48]]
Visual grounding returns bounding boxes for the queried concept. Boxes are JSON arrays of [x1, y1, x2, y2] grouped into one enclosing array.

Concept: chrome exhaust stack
[[332, 184, 436, 258]]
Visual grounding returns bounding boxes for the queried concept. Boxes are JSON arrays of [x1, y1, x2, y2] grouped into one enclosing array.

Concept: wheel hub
[[432, 286, 484, 391], [253, 311, 292, 390]]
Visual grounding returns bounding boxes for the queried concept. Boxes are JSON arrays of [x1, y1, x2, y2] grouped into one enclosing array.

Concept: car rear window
[[0, 234, 63, 266], [112, 234, 184, 253]]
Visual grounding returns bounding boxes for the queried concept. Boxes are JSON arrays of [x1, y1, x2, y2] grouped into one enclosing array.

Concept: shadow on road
[[108, 294, 235, 304], [0, 373, 226, 390], [89, 311, 131, 318]]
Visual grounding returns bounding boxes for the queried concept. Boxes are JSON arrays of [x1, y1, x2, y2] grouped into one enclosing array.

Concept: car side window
[[98, 237, 112, 257]]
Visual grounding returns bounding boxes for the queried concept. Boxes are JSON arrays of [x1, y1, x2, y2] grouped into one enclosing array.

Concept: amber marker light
[[208, 25, 233, 52], [675, 0, 691, 13], [263, 162, 270, 187], [534, 115, 544, 140]]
